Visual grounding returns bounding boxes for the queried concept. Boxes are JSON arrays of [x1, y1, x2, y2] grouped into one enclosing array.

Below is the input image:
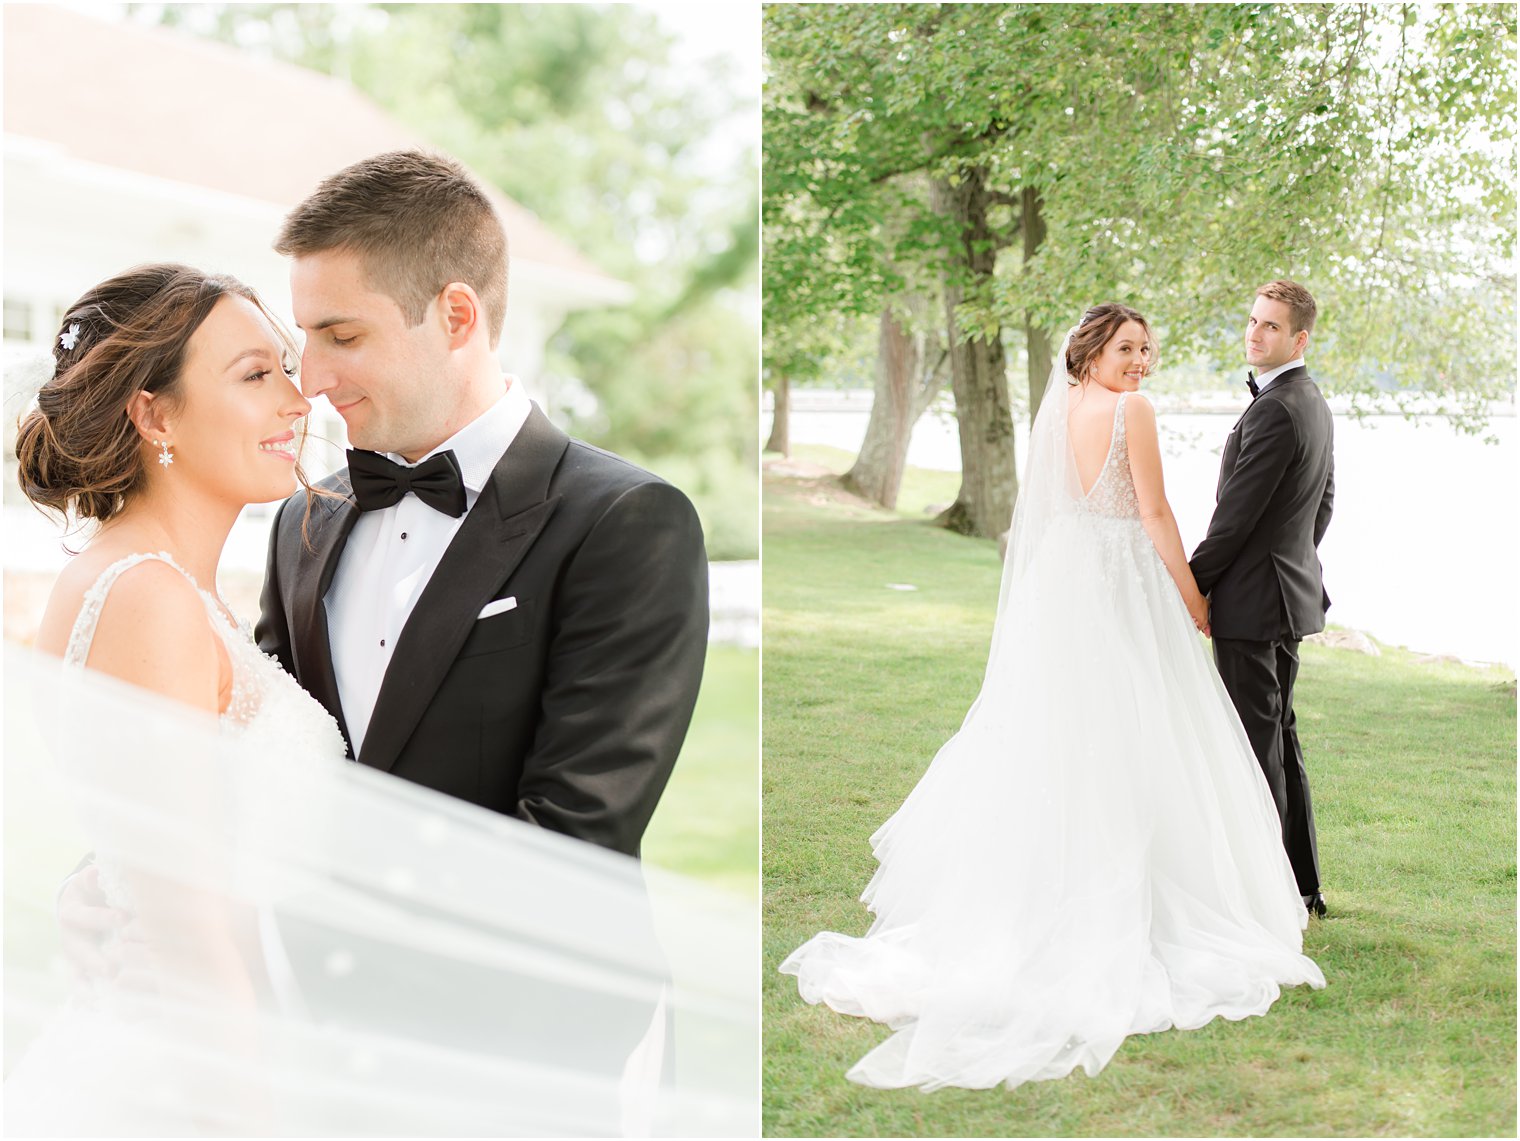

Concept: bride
[[6, 264, 754, 1135], [780, 304, 1325, 1092]]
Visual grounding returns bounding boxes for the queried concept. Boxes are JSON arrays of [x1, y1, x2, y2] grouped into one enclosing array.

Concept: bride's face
[[153, 295, 311, 507], [1088, 320, 1152, 392]]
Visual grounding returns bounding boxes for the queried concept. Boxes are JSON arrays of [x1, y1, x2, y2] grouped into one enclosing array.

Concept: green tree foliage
[[142, 2, 759, 557], [766, 3, 1515, 534]]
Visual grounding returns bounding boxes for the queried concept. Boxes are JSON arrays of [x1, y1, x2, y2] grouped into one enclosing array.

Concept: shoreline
[[762, 453, 1518, 673], [773, 386, 1518, 420]]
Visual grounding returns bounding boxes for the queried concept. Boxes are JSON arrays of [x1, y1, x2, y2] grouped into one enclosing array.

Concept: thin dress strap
[[63, 551, 208, 669]]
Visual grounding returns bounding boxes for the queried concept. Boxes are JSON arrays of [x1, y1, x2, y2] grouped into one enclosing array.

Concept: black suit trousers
[[1212, 636, 1321, 896]]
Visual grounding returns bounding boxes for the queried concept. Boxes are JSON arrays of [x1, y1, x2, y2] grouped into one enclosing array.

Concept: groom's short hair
[[275, 150, 509, 347], [1255, 280, 1317, 336]]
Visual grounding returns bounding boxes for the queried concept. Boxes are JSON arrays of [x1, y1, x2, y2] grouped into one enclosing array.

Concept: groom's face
[[290, 248, 453, 461], [1244, 297, 1307, 371]]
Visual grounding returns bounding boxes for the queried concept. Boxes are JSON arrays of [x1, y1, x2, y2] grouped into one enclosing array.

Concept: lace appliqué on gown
[[1071, 394, 1151, 595], [1076, 392, 1141, 520]]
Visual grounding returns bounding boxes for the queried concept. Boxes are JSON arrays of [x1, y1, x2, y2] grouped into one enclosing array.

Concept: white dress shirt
[[325, 378, 532, 757], [1254, 357, 1305, 395]]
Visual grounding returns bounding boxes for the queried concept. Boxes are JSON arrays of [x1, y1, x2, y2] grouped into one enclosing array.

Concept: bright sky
[[638, 1, 761, 197], [642, 1, 761, 140]]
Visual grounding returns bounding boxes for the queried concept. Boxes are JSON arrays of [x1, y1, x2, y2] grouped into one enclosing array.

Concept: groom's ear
[[437, 282, 482, 348], [1293, 328, 1311, 356]]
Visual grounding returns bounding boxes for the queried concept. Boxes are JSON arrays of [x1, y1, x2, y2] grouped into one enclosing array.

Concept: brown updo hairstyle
[[16, 264, 301, 523], [1065, 303, 1156, 385]]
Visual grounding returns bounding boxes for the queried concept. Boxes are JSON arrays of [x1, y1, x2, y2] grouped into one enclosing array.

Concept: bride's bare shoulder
[[1066, 384, 1123, 439], [1067, 382, 1121, 413], [37, 551, 218, 707], [1122, 390, 1157, 424], [34, 547, 133, 657]]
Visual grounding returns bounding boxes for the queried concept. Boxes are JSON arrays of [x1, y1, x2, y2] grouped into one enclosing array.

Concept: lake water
[[775, 392, 1517, 668]]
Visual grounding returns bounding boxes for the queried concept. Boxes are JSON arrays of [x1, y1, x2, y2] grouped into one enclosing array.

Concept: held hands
[[1186, 591, 1211, 639]]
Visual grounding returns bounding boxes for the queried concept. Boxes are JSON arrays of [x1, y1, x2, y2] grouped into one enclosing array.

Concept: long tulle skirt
[[780, 513, 1325, 1091]]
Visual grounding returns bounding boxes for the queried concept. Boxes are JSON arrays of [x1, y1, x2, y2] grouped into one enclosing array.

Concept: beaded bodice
[[1075, 393, 1141, 521]]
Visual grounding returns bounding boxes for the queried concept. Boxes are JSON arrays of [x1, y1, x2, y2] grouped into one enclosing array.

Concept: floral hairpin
[[58, 322, 82, 352]]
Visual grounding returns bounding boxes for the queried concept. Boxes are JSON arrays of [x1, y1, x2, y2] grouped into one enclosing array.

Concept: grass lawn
[[645, 643, 760, 898], [762, 450, 1516, 1138]]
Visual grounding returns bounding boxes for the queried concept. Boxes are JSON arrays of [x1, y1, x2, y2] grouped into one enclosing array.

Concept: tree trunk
[[765, 373, 790, 456], [1022, 186, 1053, 411], [842, 296, 945, 509], [931, 169, 1018, 538]]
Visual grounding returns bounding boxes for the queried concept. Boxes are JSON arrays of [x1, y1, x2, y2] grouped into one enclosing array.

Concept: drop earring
[[155, 440, 174, 468]]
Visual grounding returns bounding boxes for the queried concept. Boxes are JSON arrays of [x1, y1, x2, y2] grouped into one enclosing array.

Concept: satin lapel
[[290, 490, 360, 753], [358, 405, 570, 773]]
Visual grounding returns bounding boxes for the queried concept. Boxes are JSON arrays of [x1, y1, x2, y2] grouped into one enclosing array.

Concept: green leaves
[[153, 2, 761, 554], [765, 3, 1516, 414]]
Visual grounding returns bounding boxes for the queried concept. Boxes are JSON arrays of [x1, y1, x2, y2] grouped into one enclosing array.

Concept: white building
[[2, 4, 632, 475]]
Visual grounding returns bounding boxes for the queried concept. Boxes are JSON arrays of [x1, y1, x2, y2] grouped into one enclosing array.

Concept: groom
[[256, 150, 709, 857], [1190, 279, 1334, 918], [254, 151, 702, 1100]]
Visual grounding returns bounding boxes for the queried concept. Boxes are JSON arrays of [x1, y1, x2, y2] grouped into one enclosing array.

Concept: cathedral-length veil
[[982, 326, 1086, 681], [781, 327, 1322, 1092], [3, 643, 757, 1136]]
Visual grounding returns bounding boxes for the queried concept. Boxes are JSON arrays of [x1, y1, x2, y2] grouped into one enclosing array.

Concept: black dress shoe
[[1302, 892, 1327, 918]]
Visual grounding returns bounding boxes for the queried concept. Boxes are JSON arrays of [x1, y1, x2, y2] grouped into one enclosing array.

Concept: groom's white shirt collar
[[327, 375, 533, 759], [1255, 357, 1305, 394], [383, 375, 532, 501]]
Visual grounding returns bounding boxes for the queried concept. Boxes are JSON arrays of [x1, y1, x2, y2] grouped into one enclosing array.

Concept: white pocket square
[[477, 597, 518, 620]]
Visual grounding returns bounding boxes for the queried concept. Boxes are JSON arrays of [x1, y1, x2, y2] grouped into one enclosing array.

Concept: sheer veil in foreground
[[4, 643, 757, 1136]]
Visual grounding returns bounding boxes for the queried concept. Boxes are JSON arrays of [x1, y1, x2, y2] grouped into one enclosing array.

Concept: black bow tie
[[347, 448, 467, 518], [1246, 371, 1260, 399]]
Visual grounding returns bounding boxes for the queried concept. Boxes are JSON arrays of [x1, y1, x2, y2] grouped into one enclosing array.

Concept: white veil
[[978, 326, 1083, 686], [3, 643, 757, 1137]]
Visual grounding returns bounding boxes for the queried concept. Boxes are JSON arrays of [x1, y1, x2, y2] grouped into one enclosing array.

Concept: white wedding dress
[[781, 354, 1325, 1092], [4, 552, 348, 1136], [5, 554, 757, 1135]]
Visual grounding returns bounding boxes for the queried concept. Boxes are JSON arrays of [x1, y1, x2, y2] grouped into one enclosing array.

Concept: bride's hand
[[1187, 592, 1210, 637], [57, 865, 131, 983]]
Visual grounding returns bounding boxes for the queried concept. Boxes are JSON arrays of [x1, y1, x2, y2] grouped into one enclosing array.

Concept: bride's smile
[[136, 293, 311, 508], [1082, 318, 1154, 393], [257, 431, 298, 461]]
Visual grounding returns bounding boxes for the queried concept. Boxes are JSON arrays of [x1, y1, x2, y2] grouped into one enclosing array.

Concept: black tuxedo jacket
[[1189, 366, 1335, 642], [255, 403, 709, 857]]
